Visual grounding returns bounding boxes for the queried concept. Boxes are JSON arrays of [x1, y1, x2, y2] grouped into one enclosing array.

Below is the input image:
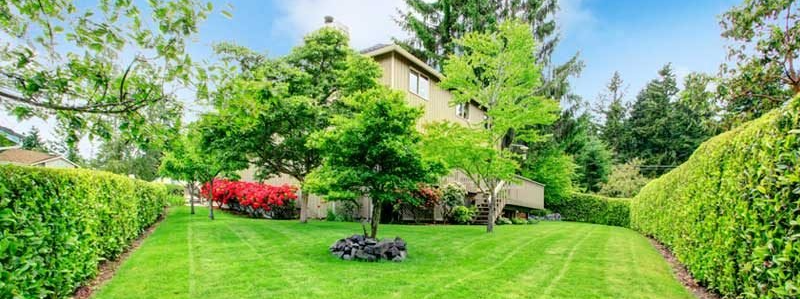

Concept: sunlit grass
[[93, 207, 692, 299]]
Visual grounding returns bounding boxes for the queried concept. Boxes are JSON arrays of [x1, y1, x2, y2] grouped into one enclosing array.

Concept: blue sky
[[1, 0, 743, 155], [186, 0, 741, 103]]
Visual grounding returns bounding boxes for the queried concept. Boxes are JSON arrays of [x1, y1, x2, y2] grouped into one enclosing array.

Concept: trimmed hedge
[[631, 99, 800, 298], [548, 192, 630, 227], [0, 165, 168, 298]]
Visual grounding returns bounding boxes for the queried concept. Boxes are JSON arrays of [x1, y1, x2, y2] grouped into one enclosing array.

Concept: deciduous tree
[[204, 28, 381, 223], [718, 0, 799, 124], [0, 0, 218, 143], [306, 87, 443, 238], [423, 20, 559, 233]]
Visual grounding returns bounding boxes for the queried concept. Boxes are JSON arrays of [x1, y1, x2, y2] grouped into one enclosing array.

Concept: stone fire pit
[[329, 234, 407, 262]]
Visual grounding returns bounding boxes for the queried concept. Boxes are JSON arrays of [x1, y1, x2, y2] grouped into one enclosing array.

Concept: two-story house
[[241, 40, 545, 224]]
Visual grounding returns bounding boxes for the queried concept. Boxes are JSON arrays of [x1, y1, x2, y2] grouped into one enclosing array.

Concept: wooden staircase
[[472, 195, 506, 225]]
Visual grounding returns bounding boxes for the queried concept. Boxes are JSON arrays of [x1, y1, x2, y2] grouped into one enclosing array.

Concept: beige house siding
[[371, 53, 485, 128]]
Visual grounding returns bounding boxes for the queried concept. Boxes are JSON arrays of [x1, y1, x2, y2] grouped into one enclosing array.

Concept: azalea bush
[[397, 184, 443, 223], [201, 179, 299, 219]]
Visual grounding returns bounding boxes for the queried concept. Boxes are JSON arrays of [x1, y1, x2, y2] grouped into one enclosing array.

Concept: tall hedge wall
[[631, 99, 800, 298], [548, 192, 630, 227], [0, 165, 168, 298]]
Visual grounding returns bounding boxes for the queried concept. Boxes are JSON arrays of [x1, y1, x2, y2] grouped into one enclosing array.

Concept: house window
[[456, 103, 469, 119], [408, 69, 429, 99]]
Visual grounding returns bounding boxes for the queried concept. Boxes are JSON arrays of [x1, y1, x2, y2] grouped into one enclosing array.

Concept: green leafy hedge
[[548, 192, 630, 227], [0, 165, 168, 298], [631, 99, 800, 298]]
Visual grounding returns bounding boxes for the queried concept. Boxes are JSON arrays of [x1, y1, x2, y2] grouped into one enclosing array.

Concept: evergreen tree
[[597, 72, 629, 157], [21, 128, 48, 152], [623, 64, 678, 173]]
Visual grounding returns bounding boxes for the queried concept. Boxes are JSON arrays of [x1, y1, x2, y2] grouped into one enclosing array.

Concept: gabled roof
[[0, 148, 78, 167], [361, 44, 444, 81]]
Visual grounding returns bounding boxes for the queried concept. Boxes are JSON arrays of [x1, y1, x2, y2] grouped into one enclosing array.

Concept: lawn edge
[[72, 207, 171, 299], [647, 238, 721, 299]]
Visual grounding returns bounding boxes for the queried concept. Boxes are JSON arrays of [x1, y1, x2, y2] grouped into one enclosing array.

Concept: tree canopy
[[423, 20, 559, 232], [306, 87, 444, 238], [200, 27, 382, 223], [0, 0, 217, 144]]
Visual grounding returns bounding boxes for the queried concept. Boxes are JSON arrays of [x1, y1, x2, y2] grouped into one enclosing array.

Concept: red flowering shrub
[[201, 179, 299, 219]]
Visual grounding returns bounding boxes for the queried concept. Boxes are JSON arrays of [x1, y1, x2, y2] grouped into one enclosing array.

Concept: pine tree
[[598, 72, 628, 158], [623, 64, 678, 174]]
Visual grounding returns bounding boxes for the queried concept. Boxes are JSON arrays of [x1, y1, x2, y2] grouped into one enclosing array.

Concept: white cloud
[[556, 0, 595, 39], [271, 0, 408, 50]]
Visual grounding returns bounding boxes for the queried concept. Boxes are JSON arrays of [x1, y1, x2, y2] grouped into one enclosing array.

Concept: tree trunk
[[486, 190, 496, 233], [299, 189, 309, 223], [188, 183, 195, 215], [208, 179, 215, 220], [370, 200, 381, 238]]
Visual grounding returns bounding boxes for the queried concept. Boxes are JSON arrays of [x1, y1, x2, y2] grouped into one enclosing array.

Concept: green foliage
[[510, 217, 526, 225], [0, 135, 15, 147], [204, 27, 381, 223], [631, 97, 800, 298], [530, 208, 553, 217], [495, 217, 512, 225], [451, 205, 476, 224], [549, 193, 631, 227], [0, 0, 215, 143], [165, 184, 185, 197], [440, 182, 467, 222], [394, 0, 583, 104], [306, 86, 444, 237], [0, 164, 168, 298], [395, 0, 560, 69], [617, 65, 718, 176], [573, 136, 612, 192], [598, 159, 651, 198], [597, 71, 628, 155], [425, 20, 559, 232], [21, 128, 48, 152], [718, 0, 798, 124], [166, 195, 186, 207], [526, 218, 539, 224], [522, 148, 575, 205]]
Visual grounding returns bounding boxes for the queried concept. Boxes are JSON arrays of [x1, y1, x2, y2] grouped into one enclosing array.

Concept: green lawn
[[92, 207, 692, 299]]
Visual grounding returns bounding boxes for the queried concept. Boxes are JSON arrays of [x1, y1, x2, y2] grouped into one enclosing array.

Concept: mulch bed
[[72, 209, 168, 299], [648, 238, 721, 299]]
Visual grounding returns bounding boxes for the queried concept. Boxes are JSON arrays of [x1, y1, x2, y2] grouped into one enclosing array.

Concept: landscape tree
[[422, 20, 559, 233], [667, 73, 720, 163], [90, 102, 183, 181], [718, 0, 799, 124], [521, 147, 575, 205], [622, 64, 679, 174], [0, 0, 217, 144], [21, 128, 48, 152], [598, 158, 649, 198], [573, 136, 612, 192], [159, 133, 204, 215], [597, 72, 629, 156], [203, 27, 382, 223], [192, 116, 249, 220], [305, 87, 443, 238]]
